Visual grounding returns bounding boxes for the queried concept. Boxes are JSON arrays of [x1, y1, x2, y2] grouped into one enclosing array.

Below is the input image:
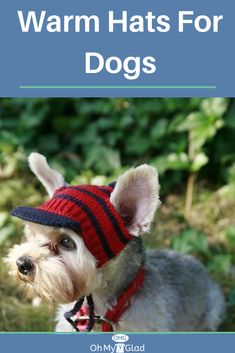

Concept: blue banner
[[0, 333, 235, 353], [0, 0, 234, 97]]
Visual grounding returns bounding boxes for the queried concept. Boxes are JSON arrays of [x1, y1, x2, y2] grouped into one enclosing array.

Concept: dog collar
[[64, 266, 145, 332]]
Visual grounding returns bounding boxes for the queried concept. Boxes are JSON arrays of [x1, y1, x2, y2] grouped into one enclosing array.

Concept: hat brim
[[11, 207, 80, 233]]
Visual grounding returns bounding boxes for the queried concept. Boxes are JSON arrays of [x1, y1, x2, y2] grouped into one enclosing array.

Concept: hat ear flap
[[110, 165, 160, 237], [28, 153, 66, 197]]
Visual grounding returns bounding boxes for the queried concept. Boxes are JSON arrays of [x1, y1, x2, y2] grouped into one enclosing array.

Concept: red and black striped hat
[[11, 184, 132, 267]]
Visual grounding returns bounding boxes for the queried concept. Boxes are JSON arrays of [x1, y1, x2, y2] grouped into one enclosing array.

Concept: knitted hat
[[11, 184, 132, 267]]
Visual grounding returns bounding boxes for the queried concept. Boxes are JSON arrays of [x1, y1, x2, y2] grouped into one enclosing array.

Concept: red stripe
[[79, 186, 132, 242], [61, 187, 128, 257], [75, 186, 132, 244], [39, 197, 109, 266]]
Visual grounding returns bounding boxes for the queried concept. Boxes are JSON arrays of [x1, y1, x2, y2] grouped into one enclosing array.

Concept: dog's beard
[[4, 227, 97, 303]]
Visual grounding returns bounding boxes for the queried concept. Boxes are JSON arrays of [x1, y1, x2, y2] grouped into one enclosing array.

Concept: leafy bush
[[0, 98, 234, 187]]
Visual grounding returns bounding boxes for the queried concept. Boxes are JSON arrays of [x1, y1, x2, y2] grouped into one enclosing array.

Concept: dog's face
[[5, 153, 160, 304], [5, 222, 97, 303]]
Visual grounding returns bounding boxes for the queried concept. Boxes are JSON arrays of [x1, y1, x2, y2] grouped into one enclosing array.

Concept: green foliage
[[0, 299, 55, 332], [153, 98, 228, 179], [207, 254, 232, 275], [171, 224, 235, 276], [225, 226, 235, 249], [0, 98, 233, 186], [227, 287, 235, 306], [171, 228, 209, 255], [0, 212, 16, 245]]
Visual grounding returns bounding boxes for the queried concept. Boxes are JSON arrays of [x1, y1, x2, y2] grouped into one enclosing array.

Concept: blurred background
[[1, 97, 235, 331]]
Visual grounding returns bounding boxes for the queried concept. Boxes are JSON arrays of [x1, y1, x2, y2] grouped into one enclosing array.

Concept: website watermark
[[90, 334, 145, 353]]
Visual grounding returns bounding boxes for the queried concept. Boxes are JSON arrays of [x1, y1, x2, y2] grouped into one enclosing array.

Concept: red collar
[[101, 266, 145, 332], [67, 267, 145, 332]]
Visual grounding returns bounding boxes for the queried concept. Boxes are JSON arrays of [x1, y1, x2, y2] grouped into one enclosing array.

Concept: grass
[[1, 184, 235, 332]]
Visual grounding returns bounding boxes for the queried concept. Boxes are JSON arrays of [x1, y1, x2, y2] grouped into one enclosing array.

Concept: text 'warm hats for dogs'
[[11, 184, 132, 267]]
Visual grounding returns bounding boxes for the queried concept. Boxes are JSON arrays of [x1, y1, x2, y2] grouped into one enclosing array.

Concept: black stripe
[[98, 187, 112, 196], [97, 182, 116, 197], [74, 187, 130, 245], [54, 194, 114, 259], [108, 181, 116, 189]]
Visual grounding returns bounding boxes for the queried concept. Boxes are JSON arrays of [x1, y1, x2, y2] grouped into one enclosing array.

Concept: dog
[[5, 153, 225, 332]]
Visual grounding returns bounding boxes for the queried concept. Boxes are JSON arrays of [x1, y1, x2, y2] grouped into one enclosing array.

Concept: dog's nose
[[16, 256, 34, 275]]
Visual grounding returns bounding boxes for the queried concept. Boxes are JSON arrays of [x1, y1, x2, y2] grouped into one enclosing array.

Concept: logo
[[90, 334, 145, 352], [112, 334, 129, 353]]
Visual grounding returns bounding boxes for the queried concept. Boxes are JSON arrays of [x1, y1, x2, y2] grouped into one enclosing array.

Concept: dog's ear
[[110, 165, 160, 236], [28, 153, 66, 197]]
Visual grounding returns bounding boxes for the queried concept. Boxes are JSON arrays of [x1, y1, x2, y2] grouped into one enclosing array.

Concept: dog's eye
[[59, 236, 77, 251]]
